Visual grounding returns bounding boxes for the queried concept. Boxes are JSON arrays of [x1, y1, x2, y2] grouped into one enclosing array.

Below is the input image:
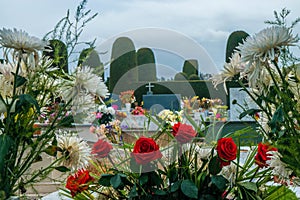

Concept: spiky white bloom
[[0, 28, 48, 52], [268, 151, 293, 183], [70, 91, 95, 115], [74, 66, 109, 98], [237, 26, 299, 65], [220, 163, 238, 187], [211, 52, 246, 92], [56, 133, 91, 171], [0, 63, 15, 97]]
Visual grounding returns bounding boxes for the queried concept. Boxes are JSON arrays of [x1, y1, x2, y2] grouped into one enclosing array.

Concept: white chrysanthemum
[[238, 26, 299, 65], [220, 163, 238, 186], [71, 91, 95, 114], [106, 107, 116, 115], [268, 151, 293, 182], [74, 66, 109, 98], [0, 28, 48, 52], [211, 52, 246, 92], [56, 133, 91, 171], [0, 63, 15, 97]]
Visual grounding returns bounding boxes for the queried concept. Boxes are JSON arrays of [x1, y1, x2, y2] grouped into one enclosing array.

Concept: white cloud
[[1, 0, 300, 73]]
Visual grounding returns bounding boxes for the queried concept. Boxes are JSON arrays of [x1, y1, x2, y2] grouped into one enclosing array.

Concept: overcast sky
[[1, 0, 300, 77]]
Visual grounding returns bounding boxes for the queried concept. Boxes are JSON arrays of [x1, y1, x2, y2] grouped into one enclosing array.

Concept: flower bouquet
[[61, 114, 298, 199], [0, 28, 108, 199], [212, 8, 300, 180], [119, 90, 135, 105]]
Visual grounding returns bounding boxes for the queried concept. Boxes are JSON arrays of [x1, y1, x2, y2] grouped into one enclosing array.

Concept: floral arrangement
[[131, 106, 145, 115], [89, 105, 126, 144], [157, 109, 183, 128], [61, 118, 298, 199], [182, 96, 200, 113], [38, 96, 72, 125], [0, 2, 108, 197], [119, 90, 135, 105], [212, 8, 300, 180]]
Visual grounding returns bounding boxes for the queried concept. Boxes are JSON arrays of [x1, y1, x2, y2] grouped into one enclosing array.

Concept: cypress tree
[[137, 47, 157, 82], [109, 37, 137, 92], [225, 30, 249, 63], [182, 59, 199, 78]]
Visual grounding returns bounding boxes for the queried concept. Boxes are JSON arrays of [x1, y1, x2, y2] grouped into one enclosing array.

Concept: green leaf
[[129, 185, 138, 198], [44, 145, 59, 156], [15, 74, 27, 87], [170, 180, 181, 192], [99, 174, 113, 186], [239, 108, 261, 120], [150, 172, 163, 186], [208, 156, 222, 175], [0, 135, 14, 171], [238, 182, 257, 193], [139, 174, 148, 186], [181, 179, 198, 199], [110, 174, 122, 189], [211, 175, 228, 191], [154, 189, 167, 196], [15, 94, 40, 113], [55, 166, 70, 172]]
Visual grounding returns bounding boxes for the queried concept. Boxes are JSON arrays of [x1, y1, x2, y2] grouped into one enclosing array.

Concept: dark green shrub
[[109, 37, 137, 93], [225, 30, 249, 63], [182, 59, 199, 77], [137, 48, 157, 82]]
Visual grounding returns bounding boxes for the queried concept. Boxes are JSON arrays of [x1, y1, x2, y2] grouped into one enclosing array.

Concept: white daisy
[[56, 133, 91, 171], [237, 26, 299, 65], [0, 28, 48, 52]]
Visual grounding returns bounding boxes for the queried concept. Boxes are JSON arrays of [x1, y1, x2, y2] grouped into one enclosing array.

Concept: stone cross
[[146, 82, 154, 95]]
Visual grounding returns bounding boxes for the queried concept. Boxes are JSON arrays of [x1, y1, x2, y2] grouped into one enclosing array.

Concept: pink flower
[[89, 126, 96, 133], [111, 104, 118, 110], [96, 112, 102, 119]]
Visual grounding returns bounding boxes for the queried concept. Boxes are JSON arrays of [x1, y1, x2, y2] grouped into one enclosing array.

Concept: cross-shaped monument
[[146, 82, 154, 95]]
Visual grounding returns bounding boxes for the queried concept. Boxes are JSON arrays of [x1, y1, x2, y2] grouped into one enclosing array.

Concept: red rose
[[255, 143, 277, 168], [66, 169, 94, 197], [216, 137, 237, 167], [132, 137, 163, 165], [91, 139, 113, 158], [172, 122, 197, 144]]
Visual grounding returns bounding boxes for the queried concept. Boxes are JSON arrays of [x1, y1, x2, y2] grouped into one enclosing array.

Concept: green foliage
[[225, 30, 249, 63], [182, 59, 199, 78], [137, 47, 157, 82], [43, 39, 69, 73], [109, 37, 137, 92], [43, 0, 97, 66]]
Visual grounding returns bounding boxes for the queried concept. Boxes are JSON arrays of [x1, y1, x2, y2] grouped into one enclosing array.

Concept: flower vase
[[125, 103, 131, 113]]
